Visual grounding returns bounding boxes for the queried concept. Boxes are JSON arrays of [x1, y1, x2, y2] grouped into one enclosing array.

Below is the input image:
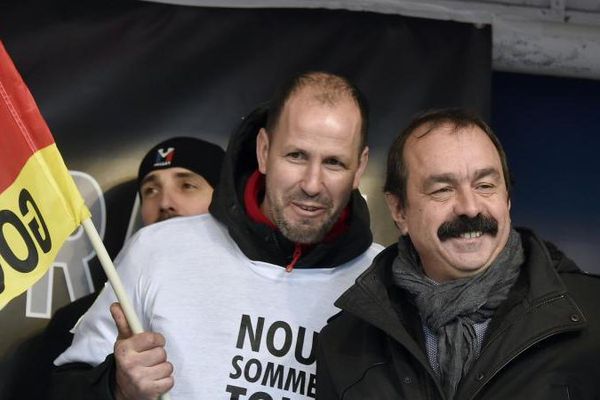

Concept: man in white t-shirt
[[4, 137, 224, 400], [53, 71, 382, 400]]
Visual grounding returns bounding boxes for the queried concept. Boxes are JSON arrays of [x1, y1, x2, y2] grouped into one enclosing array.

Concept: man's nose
[[300, 163, 322, 197], [453, 189, 481, 218], [159, 192, 176, 210]]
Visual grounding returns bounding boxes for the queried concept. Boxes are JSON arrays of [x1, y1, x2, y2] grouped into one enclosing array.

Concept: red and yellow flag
[[0, 42, 90, 309]]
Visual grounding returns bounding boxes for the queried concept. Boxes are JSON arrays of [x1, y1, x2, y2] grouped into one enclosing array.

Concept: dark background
[[0, 0, 491, 371], [492, 72, 600, 274]]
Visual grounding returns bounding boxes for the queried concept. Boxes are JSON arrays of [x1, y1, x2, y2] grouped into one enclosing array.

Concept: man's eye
[[477, 183, 495, 191], [141, 187, 158, 197], [324, 158, 344, 167], [429, 187, 453, 199], [432, 187, 452, 194], [286, 152, 305, 160], [182, 182, 198, 190]]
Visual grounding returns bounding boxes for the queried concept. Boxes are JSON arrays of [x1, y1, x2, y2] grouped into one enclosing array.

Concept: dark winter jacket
[[317, 228, 600, 400], [51, 106, 375, 399]]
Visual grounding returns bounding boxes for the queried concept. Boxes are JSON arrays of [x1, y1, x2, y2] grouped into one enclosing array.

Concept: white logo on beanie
[[154, 147, 175, 167]]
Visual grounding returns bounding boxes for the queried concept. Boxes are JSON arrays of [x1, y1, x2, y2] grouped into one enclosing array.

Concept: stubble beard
[[268, 190, 341, 245]]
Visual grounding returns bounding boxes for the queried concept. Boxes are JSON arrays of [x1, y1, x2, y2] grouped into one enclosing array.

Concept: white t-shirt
[[56, 214, 382, 399]]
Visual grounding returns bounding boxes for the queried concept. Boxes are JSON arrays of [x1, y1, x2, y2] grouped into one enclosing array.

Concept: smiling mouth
[[292, 202, 327, 216], [459, 231, 483, 239], [296, 204, 321, 212], [438, 215, 498, 241]]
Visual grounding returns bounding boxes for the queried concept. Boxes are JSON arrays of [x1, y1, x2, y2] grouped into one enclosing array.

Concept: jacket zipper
[[285, 244, 302, 272]]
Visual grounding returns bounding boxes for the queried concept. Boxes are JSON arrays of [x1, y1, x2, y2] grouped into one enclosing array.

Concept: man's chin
[[283, 228, 324, 244], [280, 220, 329, 244]]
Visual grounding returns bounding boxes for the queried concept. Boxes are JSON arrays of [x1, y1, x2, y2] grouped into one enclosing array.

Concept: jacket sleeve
[[51, 354, 117, 400], [316, 336, 341, 400]]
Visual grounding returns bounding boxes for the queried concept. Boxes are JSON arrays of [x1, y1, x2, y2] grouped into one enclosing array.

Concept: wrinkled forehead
[[409, 120, 470, 141], [408, 121, 493, 150], [405, 122, 502, 172]]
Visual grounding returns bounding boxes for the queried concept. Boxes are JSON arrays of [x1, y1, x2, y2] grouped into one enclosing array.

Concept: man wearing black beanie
[[4, 136, 225, 400], [136, 136, 225, 225]]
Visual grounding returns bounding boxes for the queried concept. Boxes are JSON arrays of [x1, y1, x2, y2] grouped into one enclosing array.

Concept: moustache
[[288, 191, 333, 209], [158, 211, 180, 222], [437, 214, 498, 241]]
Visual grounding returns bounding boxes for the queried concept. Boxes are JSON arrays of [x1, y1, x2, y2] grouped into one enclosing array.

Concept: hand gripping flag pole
[[82, 220, 171, 400], [0, 42, 171, 399]]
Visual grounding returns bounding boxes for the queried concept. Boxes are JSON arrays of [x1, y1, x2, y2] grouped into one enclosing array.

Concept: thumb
[[110, 302, 133, 339]]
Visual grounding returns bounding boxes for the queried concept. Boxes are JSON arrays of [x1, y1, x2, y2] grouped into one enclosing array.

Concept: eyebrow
[[141, 170, 201, 187], [473, 167, 500, 181], [423, 167, 501, 188], [140, 174, 158, 187], [173, 171, 198, 179]]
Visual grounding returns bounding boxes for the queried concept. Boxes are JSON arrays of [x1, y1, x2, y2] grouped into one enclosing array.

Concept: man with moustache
[[53, 72, 382, 400], [317, 108, 600, 399]]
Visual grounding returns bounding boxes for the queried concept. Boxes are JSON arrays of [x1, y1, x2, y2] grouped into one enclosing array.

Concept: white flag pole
[[82, 218, 172, 400]]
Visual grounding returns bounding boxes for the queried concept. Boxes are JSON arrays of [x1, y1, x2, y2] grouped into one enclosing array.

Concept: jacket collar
[[242, 169, 351, 271], [336, 228, 580, 324]]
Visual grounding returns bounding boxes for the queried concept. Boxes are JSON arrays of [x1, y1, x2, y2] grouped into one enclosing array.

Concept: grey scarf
[[392, 229, 524, 399]]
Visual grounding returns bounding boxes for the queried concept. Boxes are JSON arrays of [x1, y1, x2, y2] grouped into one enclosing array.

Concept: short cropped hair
[[265, 71, 369, 151], [384, 108, 512, 207]]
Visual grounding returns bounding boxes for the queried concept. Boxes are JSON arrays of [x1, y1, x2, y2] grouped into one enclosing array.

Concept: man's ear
[[256, 128, 270, 174], [352, 146, 369, 189], [384, 192, 408, 234]]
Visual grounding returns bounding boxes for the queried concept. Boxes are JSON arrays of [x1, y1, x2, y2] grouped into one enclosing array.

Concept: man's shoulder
[[117, 214, 235, 266], [336, 242, 384, 273], [140, 213, 218, 231], [320, 308, 387, 353], [560, 267, 600, 289], [364, 242, 385, 260], [559, 271, 600, 332], [520, 228, 599, 280], [133, 214, 228, 244]]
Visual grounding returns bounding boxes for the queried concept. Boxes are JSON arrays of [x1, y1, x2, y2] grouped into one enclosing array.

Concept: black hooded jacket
[[317, 228, 600, 399], [50, 106, 376, 400]]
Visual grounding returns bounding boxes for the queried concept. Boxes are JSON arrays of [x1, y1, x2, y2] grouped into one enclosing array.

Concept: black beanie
[[137, 137, 225, 190]]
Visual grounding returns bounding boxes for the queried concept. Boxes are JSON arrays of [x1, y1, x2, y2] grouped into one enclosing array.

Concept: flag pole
[[81, 218, 172, 400]]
